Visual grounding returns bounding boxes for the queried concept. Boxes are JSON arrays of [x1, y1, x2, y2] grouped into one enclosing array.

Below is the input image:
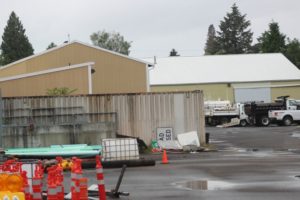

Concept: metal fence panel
[[1, 91, 205, 148]]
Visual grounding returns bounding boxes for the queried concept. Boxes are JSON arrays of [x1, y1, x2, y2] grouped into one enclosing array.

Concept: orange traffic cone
[[79, 178, 88, 200], [96, 155, 106, 200], [161, 150, 169, 164]]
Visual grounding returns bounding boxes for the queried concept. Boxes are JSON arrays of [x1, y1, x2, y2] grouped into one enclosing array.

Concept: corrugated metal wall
[[0, 91, 205, 147]]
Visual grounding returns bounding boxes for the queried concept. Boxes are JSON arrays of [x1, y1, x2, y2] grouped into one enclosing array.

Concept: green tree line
[[204, 3, 300, 69]]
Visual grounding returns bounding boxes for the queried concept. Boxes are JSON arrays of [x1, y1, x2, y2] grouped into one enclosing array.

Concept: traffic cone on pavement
[[161, 150, 169, 164], [21, 171, 32, 200], [79, 178, 88, 200], [96, 155, 106, 200], [32, 177, 42, 200], [71, 158, 82, 200], [47, 170, 58, 200]]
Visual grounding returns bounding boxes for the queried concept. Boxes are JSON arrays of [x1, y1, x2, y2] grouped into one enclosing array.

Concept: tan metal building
[[146, 54, 300, 103], [0, 41, 152, 97]]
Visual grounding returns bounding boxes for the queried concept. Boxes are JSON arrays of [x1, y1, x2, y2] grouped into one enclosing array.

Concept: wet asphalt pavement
[[80, 125, 300, 200]]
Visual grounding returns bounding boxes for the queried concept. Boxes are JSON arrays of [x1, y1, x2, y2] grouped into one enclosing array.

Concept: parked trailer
[[205, 101, 248, 126]]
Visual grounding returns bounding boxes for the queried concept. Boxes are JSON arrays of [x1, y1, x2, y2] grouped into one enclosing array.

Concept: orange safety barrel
[[6, 174, 24, 192], [0, 173, 9, 191]]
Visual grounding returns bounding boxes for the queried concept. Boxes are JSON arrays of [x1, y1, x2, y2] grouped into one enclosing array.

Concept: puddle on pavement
[[237, 148, 260, 152], [295, 175, 300, 179], [288, 149, 300, 154], [232, 148, 274, 154], [175, 180, 235, 191], [176, 179, 300, 192], [291, 132, 300, 138], [222, 148, 292, 158], [210, 139, 225, 144]]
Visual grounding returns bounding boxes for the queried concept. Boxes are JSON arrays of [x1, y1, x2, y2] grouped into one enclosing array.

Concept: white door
[[234, 88, 271, 103]]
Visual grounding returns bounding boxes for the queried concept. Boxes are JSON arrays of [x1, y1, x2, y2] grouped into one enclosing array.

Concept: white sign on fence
[[157, 127, 173, 141]]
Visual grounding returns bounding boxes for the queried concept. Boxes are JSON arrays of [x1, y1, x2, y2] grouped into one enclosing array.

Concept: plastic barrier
[[11, 192, 25, 200], [0, 191, 25, 200], [0, 191, 10, 200], [1, 156, 110, 200]]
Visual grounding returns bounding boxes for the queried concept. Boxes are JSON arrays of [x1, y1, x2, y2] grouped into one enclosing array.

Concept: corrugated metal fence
[[0, 91, 205, 148]]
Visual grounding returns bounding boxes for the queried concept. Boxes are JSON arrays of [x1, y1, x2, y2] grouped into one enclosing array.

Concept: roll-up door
[[234, 87, 271, 103]]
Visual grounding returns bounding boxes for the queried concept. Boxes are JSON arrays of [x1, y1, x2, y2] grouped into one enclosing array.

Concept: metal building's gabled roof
[[0, 40, 153, 70], [144, 53, 300, 85]]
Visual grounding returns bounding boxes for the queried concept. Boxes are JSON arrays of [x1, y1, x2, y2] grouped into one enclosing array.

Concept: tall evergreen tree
[[216, 3, 253, 54], [285, 38, 300, 69], [258, 22, 286, 53], [248, 43, 261, 53], [169, 48, 180, 56], [0, 52, 3, 66], [204, 24, 219, 55], [90, 30, 131, 55], [1, 11, 34, 65]]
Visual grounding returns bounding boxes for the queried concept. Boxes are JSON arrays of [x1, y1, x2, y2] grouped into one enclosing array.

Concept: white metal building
[[146, 53, 300, 103]]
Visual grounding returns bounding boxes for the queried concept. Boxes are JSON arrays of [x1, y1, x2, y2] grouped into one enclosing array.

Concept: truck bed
[[244, 102, 285, 115]]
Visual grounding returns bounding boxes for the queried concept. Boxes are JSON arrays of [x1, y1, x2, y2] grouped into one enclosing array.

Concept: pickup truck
[[268, 99, 300, 126]]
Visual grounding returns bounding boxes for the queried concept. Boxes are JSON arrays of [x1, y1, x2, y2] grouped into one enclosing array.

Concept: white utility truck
[[268, 98, 300, 126], [205, 101, 248, 126]]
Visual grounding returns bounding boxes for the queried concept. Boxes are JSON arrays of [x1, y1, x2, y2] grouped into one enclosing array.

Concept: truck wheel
[[260, 116, 270, 126], [283, 116, 293, 126], [240, 120, 247, 127]]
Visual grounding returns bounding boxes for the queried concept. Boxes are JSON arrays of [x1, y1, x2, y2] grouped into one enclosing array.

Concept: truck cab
[[268, 98, 300, 126], [237, 103, 249, 126], [286, 99, 300, 110]]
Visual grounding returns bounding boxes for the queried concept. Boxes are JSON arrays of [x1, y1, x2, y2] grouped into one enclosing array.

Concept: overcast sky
[[1, 0, 300, 58]]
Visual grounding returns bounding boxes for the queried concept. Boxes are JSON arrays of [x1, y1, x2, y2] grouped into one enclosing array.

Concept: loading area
[[93, 126, 300, 200]]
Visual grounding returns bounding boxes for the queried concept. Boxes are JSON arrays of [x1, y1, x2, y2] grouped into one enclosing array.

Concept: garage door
[[234, 88, 271, 103]]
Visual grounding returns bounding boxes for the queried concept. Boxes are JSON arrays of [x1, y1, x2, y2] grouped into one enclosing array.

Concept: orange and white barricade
[[95, 155, 106, 200]]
